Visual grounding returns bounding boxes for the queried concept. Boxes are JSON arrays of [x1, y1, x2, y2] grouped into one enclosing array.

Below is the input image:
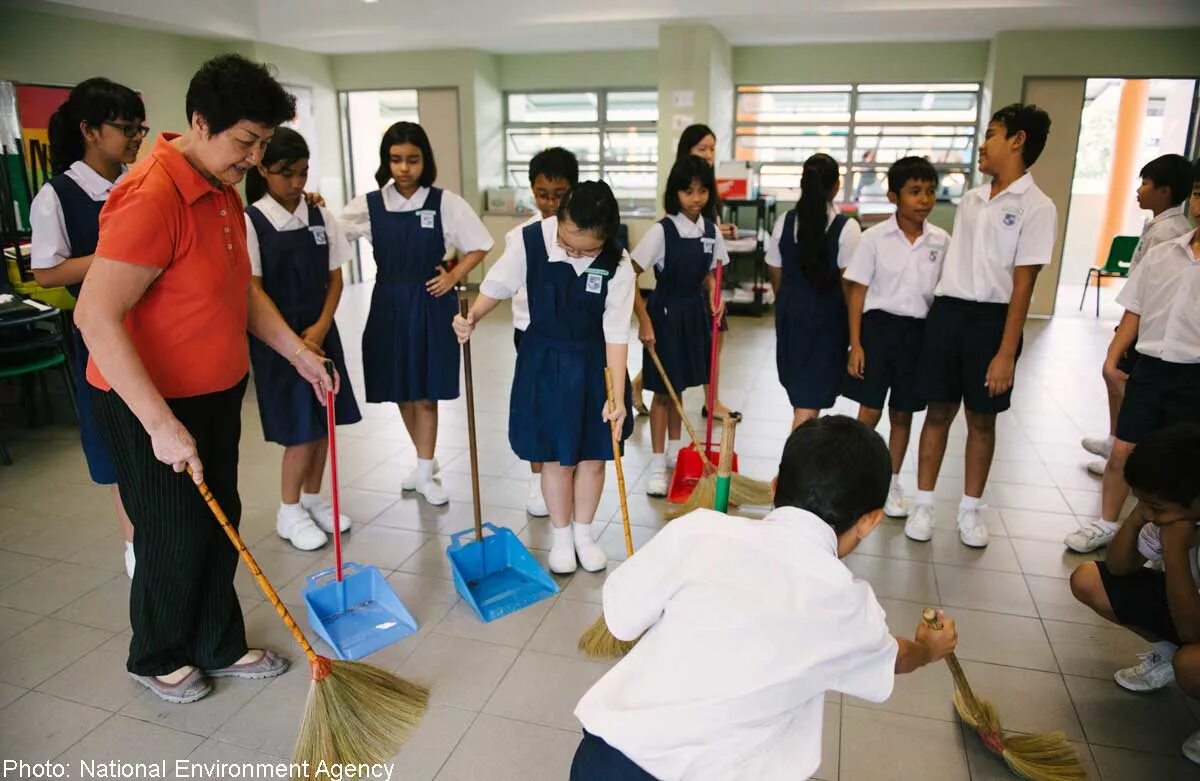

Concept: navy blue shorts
[[843, 310, 926, 413], [571, 730, 656, 781], [1115, 356, 1200, 443], [513, 327, 525, 352], [917, 296, 1021, 414], [1096, 561, 1181, 645]]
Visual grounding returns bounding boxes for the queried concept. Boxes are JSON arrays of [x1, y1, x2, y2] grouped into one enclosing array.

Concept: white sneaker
[[1065, 522, 1116, 553], [1184, 728, 1200, 766], [573, 522, 607, 572], [124, 541, 135, 579], [414, 478, 449, 506], [1081, 436, 1112, 459], [526, 476, 548, 517], [957, 507, 990, 548], [647, 469, 669, 498], [548, 525, 577, 574], [904, 504, 935, 542], [884, 484, 909, 518], [1085, 459, 1106, 477], [303, 495, 352, 534], [1114, 647, 1177, 692], [400, 458, 440, 491], [276, 505, 328, 551]]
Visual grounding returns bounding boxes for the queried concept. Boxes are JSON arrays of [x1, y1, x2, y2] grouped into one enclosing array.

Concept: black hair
[[1140, 154, 1194, 206], [375, 121, 437, 188], [1193, 157, 1200, 185], [675, 124, 716, 161], [47, 77, 145, 176], [556, 180, 622, 259], [529, 147, 579, 187], [244, 126, 309, 204], [774, 415, 891, 533], [989, 103, 1052, 168], [887, 156, 939, 195], [185, 54, 294, 136], [792, 153, 841, 288], [1124, 423, 1200, 510], [663, 155, 718, 222]]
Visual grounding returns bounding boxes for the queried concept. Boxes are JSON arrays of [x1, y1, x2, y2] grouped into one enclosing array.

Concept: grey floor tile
[[119, 674, 269, 739], [212, 665, 311, 757], [1044, 619, 1150, 680], [0, 618, 112, 688], [36, 632, 141, 712], [1026, 574, 1112, 627], [0, 562, 116, 616], [435, 713, 579, 781], [386, 704, 477, 781], [847, 656, 959, 722], [187, 737, 287, 765], [51, 574, 130, 632], [398, 633, 520, 710], [855, 521, 934, 562], [928, 530, 1021, 572], [949, 607, 1059, 672], [839, 705, 971, 780], [1065, 674, 1198, 755], [846, 554, 940, 604], [57, 713, 204, 765], [1011, 537, 1103, 579], [483, 649, 609, 731], [998, 508, 1084, 542], [0, 605, 42, 644], [0, 691, 109, 762], [956, 660, 1084, 740], [1090, 743, 1200, 780], [0, 681, 26, 709], [0, 549, 53, 590], [560, 568, 609, 604], [934, 564, 1037, 617], [812, 701, 840, 781], [527, 597, 616, 660]]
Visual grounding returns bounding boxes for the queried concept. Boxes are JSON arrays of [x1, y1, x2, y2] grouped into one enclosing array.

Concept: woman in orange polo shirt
[[74, 54, 334, 705]]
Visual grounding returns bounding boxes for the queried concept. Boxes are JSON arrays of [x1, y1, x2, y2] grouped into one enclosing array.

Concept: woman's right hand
[[452, 312, 475, 344], [147, 416, 203, 484], [847, 344, 866, 379], [638, 318, 655, 346]]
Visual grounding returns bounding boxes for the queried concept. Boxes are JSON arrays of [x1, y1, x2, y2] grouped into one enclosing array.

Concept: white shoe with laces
[[526, 476, 549, 517], [957, 506, 990, 548], [884, 484, 909, 518], [303, 495, 352, 534], [647, 470, 669, 498], [276, 505, 327, 551], [1114, 647, 1177, 692], [401, 458, 440, 491], [904, 504, 935, 542], [1085, 459, 1106, 477], [1081, 436, 1112, 459], [1184, 728, 1200, 766], [1064, 522, 1116, 553]]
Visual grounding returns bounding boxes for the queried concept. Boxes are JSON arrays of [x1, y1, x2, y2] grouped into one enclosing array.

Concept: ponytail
[[793, 153, 840, 288], [47, 77, 145, 176]]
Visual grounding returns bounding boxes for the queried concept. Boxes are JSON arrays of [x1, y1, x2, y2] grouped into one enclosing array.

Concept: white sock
[[1105, 435, 1115, 448], [915, 489, 935, 507], [572, 521, 597, 544], [280, 501, 304, 515], [300, 491, 323, 508], [416, 458, 434, 484], [1097, 518, 1120, 533], [959, 495, 982, 512], [551, 524, 573, 547], [529, 473, 542, 491], [890, 474, 901, 490], [651, 452, 667, 473], [666, 438, 682, 461]]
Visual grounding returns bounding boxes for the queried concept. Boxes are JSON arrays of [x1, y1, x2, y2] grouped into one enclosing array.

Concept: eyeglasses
[[104, 121, 151, 139]]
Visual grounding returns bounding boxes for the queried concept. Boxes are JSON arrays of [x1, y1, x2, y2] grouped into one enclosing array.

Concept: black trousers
[[570, 731, 658, 781], [93, 376, 249, 676]]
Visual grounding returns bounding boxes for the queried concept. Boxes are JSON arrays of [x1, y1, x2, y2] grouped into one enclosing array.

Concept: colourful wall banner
[[15, 84, 71, 198]]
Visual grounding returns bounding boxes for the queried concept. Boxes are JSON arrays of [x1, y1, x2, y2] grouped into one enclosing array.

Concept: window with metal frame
[[504, 89, 658, 209], [734, 83, 981, 206]]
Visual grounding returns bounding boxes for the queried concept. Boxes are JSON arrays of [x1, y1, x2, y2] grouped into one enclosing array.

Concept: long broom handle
[[604, 369, 634, 557], [921, 607, 982, 715], [325, 361, 343, 584], [646, 347, 713, 475], [704, 263, 723, 459], [189, 471, 318, 665], [714, 417, 735, 512], [460, 293, 484, 543]]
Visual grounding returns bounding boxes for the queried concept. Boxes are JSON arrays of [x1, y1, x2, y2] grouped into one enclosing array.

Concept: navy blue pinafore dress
[[509, 222, 634, 466], [247, 204, 361, 445], [775, 210, 850, 410], [362, 188, 460, 403], [49, 174, 116, 485], [641, 217, 714, 395]]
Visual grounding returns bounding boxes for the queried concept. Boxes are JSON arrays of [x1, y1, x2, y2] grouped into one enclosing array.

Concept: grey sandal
[[129, 668, 212, 704], [205, 649, 289, 680]]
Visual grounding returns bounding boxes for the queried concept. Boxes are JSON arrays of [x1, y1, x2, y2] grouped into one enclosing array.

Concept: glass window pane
[[606, 91, 658, 122], [603, 164, 658, 203], [854, 90, 978, 123], [603, 129, 657, 163], [736, 90, 850, 123], [852, 127, 975, 165], [505, 127, 600, 163], [508, 92, 598, 123], [735, 126, 849, 164]]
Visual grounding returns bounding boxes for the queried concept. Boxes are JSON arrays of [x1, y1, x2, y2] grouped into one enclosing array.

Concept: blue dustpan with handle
[[303, 361, 418, 659], [446, 293, 558, 622]]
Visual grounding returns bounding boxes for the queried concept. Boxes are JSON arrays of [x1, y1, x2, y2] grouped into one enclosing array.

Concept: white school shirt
[[338, 183, 494, 256], [1129, 204, 1194, 271], [843, 215, 951, 319], [1117, 229, 1200, 364], [765, 205, 863, 270], [935, 173, 1056, 303], [575, 507, 897, 781], [630, 213, 731, 272], [481, 216, 636, 345], [244, 196, 352, 276], [29, 161, 126, 269], [509, 213, 542, 332]]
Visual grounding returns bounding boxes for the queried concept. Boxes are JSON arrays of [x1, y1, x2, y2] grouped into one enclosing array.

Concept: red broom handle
[[705, 263, 723, 459], [325, 361, 342, 583]]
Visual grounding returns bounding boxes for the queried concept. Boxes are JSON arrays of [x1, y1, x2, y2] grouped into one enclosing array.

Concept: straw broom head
[[664, 474, 716, 520], [578, 614, 639, 660]]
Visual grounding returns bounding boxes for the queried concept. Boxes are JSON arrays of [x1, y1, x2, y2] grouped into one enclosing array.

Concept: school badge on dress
[[701, 237, 716, 254], [419, 210, 436, 229], [309, 225, 327, 245], [585, 272, 603, 294]]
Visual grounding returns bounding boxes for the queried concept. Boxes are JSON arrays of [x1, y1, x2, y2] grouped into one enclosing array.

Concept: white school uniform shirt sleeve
[[29, 184, 71, 270], [712, 223, 731, 268], [319, 205, 353, 270], [765, 215, 787, 268], [338, 194, 372, 244], [842, 223, 879, 287], [1115, 230, 1200, 363], [630, 222, 666, 272], [438, 188, 494, 255], [1114, 254, 1146, 316], [509, 214, 542, 331], [244, 213, 263, 276], [837, 213, 863, 270], [604, 254, 636, 344], [1013, 196, 1056, 268], [479, 227, 528, 302]]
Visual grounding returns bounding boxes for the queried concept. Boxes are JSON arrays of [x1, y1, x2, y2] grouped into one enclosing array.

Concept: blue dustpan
[[447, 523, 559, 622], [303, 562, 419, 660]]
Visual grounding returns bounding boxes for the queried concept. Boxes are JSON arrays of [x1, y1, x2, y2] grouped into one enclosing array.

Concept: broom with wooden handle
[[921, 608, 1085, 781], [578, 368, 641, 660], [188, 473, 428, 776]]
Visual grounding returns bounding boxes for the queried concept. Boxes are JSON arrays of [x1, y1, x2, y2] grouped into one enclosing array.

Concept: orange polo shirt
[[87, 133, 252, 398]]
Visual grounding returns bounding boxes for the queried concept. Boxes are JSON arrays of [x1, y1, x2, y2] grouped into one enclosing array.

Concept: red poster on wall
[[15, 84, 72, 198]]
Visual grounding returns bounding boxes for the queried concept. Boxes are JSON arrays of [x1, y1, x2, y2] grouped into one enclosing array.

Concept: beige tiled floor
[[2, 285, 1199, 780]]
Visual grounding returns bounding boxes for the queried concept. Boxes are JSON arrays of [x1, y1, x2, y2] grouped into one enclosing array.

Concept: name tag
[[585, 273, 604, 294], [1000, 207, 1023, 228], [418, 210, 436, 229], [309, 226, 327, 245], [701, 237, 715, 254]]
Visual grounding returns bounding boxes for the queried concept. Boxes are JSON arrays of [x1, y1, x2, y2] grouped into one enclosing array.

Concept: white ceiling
[[18, 0, 1200, 54]]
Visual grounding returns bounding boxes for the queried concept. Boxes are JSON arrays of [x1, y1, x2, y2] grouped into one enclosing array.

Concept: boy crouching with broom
[[1070, 423, 1200, 765], [571, 415, 958, 780]]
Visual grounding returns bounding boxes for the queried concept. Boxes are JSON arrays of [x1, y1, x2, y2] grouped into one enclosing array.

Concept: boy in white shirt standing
[[572, 415, 958, 781], [1079, 153, 1195, 478], [844, 156, 950, 519], [908, 104, 1057, 548], [1066, 161, 1200, 554]]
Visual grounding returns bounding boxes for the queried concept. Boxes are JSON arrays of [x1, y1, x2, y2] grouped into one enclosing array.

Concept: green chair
[[0, 308, 77, 465], [1080, 235, 1139, 316]]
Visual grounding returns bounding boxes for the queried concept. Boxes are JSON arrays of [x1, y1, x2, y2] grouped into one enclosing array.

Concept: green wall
[[733, 41, 991, 85], [497, 50, 658, 91]]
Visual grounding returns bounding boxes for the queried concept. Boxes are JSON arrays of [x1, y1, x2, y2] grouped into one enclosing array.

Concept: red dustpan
[[666, 263, 739, 504]]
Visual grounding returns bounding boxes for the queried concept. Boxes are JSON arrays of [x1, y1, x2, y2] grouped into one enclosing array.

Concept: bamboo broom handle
[[922, 607, 982, 714], [646, 346, 714, 476], [191, 474, 319, 666], [605, 369, 634, 557], [460, 293, 484, 543]]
